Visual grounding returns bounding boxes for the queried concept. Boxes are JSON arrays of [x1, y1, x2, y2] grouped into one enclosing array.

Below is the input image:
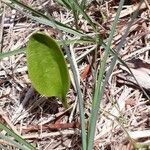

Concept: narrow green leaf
[[72, 0, 96, 31], [0, 123, 35, 150], [0, 48, 25, 59], [0, 38, 95, 60], [56, 0, 71, 9], [6, 0, 83, 36], [87, 0, 125, 149], [27, 32, 70, 108]]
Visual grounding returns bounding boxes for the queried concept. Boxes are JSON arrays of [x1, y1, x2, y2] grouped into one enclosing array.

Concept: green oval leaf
[[27, 32, 70, 108]]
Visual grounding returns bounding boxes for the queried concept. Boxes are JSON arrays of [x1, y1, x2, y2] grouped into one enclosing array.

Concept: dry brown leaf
[[119, 58, 150, 90]]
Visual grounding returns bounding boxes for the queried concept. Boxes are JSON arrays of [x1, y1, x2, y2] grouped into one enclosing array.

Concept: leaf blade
[[27, 32, 70, 107]]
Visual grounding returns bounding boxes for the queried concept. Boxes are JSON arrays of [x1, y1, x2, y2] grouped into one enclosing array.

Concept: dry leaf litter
[[0, 0, 150, 149]]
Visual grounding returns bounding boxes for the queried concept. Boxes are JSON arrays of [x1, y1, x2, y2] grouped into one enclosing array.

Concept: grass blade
[[104, 0, 144, 87], [0, 48, 25, 59], [4, 0, 84, 36], [72, 0, 96, 31], [101, 1, 149, 99], [0, 133, 30, 150], [81, 0, 87, 10], [0, 123, 35, 150], [56, 0, 71, 9], [60, 37, 87, 150], [0, 38, 95, 60], [87, 0, 125, 149]]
